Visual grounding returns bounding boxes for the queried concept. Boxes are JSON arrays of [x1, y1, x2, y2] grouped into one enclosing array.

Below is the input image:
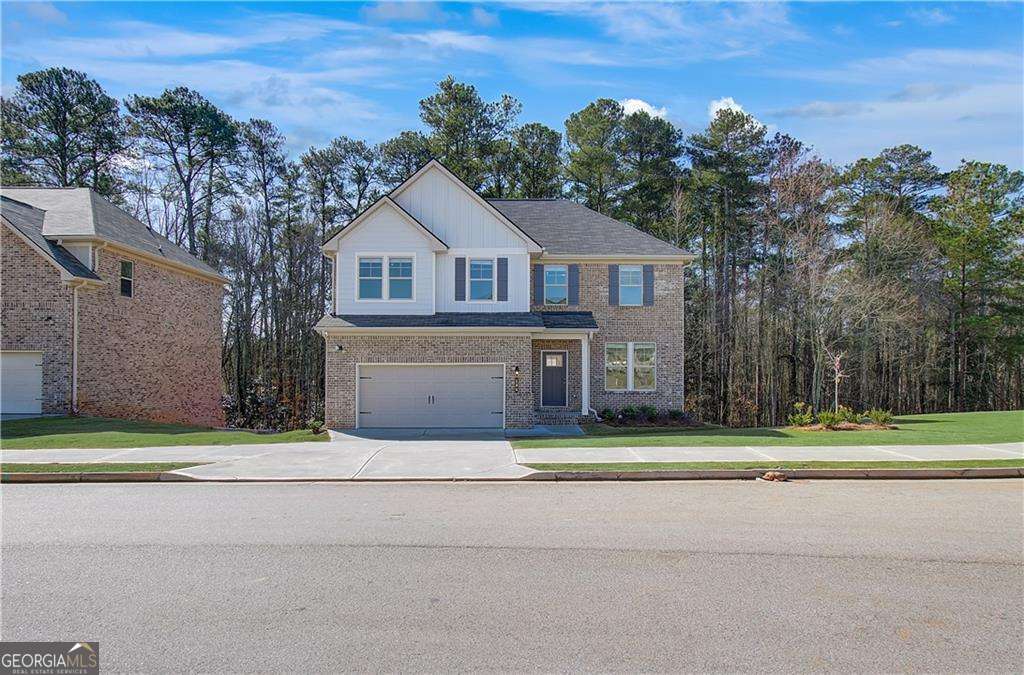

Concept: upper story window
[[358, 255, 414, 301], [619, 265, 643, 306], [388, 258, 413, 300], [544, 265, 568, 305], [119, 261, 134, 298], [469, 259, 494, 301], [358, 257, 383, 299]]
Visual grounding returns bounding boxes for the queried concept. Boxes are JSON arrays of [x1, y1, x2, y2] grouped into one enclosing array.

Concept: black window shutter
[[532, 264, 544, 305], [568, 264, 580, 306], [497, 257, 508, 302], [608, 264, 619, 305], [642, 264, 655, 306], [455, 257, 466, 301]]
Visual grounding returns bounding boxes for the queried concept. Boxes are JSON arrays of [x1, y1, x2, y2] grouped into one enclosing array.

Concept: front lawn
[[513, 410, 1024, 449], [1, 462, 206, 473], [0, 416, 329, 450], [525, 459, 1024, 472]]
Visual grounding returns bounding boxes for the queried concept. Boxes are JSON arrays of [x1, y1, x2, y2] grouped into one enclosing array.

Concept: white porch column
[[581, 333, 590, 416]]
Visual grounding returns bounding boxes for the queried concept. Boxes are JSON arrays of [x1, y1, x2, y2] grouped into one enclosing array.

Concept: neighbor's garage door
[[1, 351, 43, 415], [358, 364, 504, 428]]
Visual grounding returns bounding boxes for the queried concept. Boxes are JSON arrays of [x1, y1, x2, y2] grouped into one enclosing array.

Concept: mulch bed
[[791, 422, 896, 431]]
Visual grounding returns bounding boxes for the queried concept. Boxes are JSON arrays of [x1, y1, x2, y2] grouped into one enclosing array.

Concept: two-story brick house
[[1, 188, 227, 426], [315, 160, 693, 429]]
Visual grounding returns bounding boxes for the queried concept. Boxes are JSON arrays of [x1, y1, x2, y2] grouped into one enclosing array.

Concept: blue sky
[[3, 1, 1021, 169]]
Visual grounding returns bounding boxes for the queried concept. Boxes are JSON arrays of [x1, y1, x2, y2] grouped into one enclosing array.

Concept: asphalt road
[[2, 480, 1022, 673]]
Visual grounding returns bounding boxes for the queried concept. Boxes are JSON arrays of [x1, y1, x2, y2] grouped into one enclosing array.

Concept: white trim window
[[357, 257, 384, 299], [388, 257, 413, 300], [469, 258, 494, 301], [544, 264, 568, 306], [605, 342, 656, 391], [119, 260, 134, 298], [619, 265, 643, 306]]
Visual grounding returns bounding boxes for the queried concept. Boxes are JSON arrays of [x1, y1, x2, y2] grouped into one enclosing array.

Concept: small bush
[[598, 407, 615, 422], [307, 419, 325, 434], [836, 405, 860, 424], [864, 408, 894, 426], [639, 405, 658, 421], [619, 405, 640, 422], [816, 410, 842, 429], [787, 402, 814, 427], [667, 409, 687, 422]]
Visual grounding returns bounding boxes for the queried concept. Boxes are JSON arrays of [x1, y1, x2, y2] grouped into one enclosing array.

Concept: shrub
[[619, 405, 640, 422], [787, 402, 814, 427], [836, 405, 860, 424], [598, 408, 615, 422], [816, 410, 842, 429], [864, 408, 894, 426], [639, 405, 658, 421], [307, 419, 325, 435]]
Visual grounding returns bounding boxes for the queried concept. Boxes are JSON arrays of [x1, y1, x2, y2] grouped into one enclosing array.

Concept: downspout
[[680, 263, 686, 411], [70, 281, 82, 413]]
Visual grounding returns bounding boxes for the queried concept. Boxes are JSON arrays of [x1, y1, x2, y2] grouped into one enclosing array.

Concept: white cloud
[[20, 1, 67, 24], [708, 96, 744, 119], [779, 48, 1020, 85], [619, 98, 667, 118], [362, 2, 448, 23], [471, 7, 499, 28], [404, 30, 495, 53], [907, 8, 953, 26], [771, 101, 869, 119]]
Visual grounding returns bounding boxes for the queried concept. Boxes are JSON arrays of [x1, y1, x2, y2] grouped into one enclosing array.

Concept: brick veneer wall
[[0, 225, 73, 413], [323, 334, 535, 428], [76, 247, 225, 427], [531, 338, 582, 423], [532, 263, 684, 412]]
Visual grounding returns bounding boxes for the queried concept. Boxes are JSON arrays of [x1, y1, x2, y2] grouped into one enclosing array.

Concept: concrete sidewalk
[[514, 442, 1024, 464], [2, 435, 1020, 480]]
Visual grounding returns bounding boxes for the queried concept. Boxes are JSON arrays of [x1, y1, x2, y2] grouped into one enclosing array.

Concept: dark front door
[[542, 352, 567, 407]]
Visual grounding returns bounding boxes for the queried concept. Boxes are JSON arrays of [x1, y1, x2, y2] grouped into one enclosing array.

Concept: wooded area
[[3, 67, 1022, 428]]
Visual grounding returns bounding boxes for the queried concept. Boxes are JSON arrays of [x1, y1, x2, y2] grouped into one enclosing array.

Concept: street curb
[[521, 467, 1024, 481], [1, 471, 198, 483]]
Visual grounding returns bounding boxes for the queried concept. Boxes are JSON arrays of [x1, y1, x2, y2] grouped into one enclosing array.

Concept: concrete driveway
[[173, 428, 531, 481]]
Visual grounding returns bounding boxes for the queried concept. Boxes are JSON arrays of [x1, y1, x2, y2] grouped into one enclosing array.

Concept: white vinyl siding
[[435, 251, 531, 312], [605, 342, 656, 392], [335, 203, 434, 315]]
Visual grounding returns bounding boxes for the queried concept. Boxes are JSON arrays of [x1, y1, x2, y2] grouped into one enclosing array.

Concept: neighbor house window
[[619, 265, 643, 306], [469, 259, 494, 301], [119, 261, 134, 298], [605, 342, 656, 391], [388, 257, 413, 300], [358, 257, 383, 299], [544, 265, 568, 305]]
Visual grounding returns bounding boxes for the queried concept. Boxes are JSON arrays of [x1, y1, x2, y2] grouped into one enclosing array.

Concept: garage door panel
[[358, 364, 503, 428], [1, 351, 43, 414]]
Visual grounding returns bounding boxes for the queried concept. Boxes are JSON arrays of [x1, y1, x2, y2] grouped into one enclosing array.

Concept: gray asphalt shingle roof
[[1, 196, 100, 280], [331, 311, 597, 329], [486, 199, 689, 257], [1, 187, 222, 280]]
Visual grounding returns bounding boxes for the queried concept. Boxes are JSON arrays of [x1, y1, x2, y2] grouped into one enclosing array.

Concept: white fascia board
[[322, 197, 447, 252], [537, 253, 696, 265]]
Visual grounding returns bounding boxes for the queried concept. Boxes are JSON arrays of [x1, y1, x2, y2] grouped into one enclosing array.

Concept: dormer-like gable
[[391, 160, 543, 253]]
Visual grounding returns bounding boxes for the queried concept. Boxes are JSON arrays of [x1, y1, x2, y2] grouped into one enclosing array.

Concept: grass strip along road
[[525, 458, 1024, 472], [1, 462, 206, 473]]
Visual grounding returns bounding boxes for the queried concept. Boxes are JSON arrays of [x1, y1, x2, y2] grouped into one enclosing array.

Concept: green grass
[[525, 459, 1024, 472], [0, 416, 329, 450], [513, 410, 1024, 449], [1, 462, 206, 473]]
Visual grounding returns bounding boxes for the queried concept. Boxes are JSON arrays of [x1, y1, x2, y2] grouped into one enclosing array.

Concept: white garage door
[[1, 351, 43, 415], [358, 364, 504, 428]]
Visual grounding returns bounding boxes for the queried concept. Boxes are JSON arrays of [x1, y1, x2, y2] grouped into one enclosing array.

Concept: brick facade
[[531, 338, 583, 424], [1, 224, 225, 426], [533, 263, 684, 413], [76, 247, 225, 427], [1, 225, 73, 413], [323, 334, 535, 428]]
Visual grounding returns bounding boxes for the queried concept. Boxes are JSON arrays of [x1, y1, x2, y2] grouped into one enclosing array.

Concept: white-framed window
[[119, 260, 134, 298], [544, 264, 568, 305], [469, 258, 494, 301], [357, 255, 415, 301], [357, 257, 383, 299], [619, 265, 643, 306], [605, 342, 656, 391], [388, 257, 413, 300]]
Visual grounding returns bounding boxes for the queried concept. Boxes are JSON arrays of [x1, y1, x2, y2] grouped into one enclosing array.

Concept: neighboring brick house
[[1, 188, 227, 426], [316, 160, 693, 429]]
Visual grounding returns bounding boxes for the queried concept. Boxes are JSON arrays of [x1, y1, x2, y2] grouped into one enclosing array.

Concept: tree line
[[3, 67, 1021, 428]]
